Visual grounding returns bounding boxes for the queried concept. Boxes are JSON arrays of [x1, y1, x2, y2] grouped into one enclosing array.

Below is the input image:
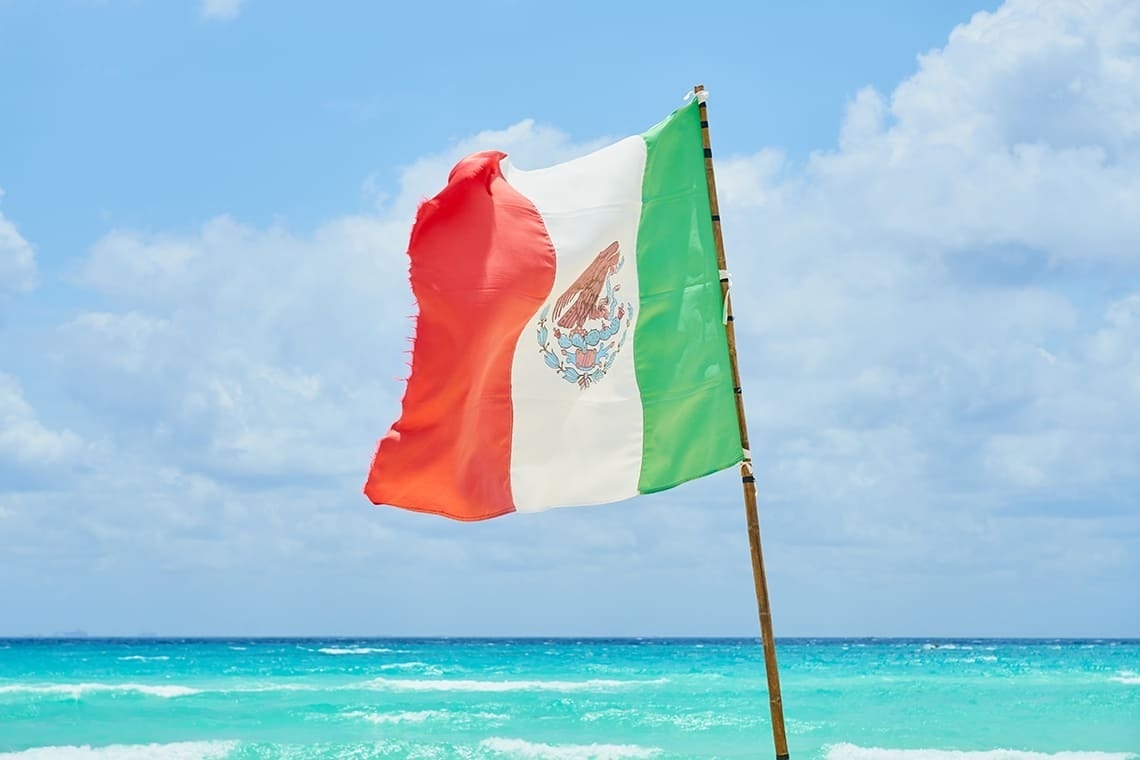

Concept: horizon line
[[3, 635, 1137, 642]]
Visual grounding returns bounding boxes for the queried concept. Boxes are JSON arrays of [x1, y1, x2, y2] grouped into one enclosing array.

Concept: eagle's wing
[[553, 241, 620, 329]]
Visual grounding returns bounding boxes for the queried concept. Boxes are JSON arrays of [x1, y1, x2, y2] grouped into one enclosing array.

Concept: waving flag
[[365, 99, 743, 521]]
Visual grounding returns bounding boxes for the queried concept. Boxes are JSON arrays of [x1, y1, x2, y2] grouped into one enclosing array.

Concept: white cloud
[[81, 233, 198, 301], [199, 0, 243, 22], [734, 0, 1140, 270], [2, 0, 1139, 636], [0, 373, 82, 468], [0, 190, 36, 295], [59, 120, 605, 486], [711, 0, 1140, 597], [6, 118, 764, 635]]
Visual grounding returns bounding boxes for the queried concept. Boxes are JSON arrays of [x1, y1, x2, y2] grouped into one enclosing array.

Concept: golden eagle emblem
[[536, 241, 633, 389]]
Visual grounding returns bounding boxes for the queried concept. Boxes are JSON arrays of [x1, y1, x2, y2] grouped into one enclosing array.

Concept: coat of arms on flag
[[536, 241, 634, 389]]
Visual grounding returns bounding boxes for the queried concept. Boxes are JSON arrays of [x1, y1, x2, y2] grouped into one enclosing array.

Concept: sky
[[1, 0, 1137, 638]]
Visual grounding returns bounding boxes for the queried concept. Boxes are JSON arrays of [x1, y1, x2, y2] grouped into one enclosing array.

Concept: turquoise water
[[0, 639, 1136, 759]]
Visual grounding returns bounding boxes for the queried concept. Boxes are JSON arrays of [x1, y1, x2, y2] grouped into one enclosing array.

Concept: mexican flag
[[365, 98, 744, 521]]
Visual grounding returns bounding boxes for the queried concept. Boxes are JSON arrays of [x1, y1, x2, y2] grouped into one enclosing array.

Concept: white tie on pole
[[719, 268, 732, 324]]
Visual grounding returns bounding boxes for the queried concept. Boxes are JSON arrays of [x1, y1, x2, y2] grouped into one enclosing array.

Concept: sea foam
[[377, 661, 444, 675], [344, 708, 508, 724], [316, 646, 393, 655], [479, 737, 661, 759], [0, 683, 199, 699], [825, 745, 1137, 760], [0, 741, 236, 759], [359, 676, 667, 692]]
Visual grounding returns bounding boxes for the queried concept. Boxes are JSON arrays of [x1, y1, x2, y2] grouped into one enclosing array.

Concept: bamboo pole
[[694, 83, 790, 760]]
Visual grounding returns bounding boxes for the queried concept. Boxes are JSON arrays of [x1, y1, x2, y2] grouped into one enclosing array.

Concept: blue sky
[[2, 0, 1138, 638]]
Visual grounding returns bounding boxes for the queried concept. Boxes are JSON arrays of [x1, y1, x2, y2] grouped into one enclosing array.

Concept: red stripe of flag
[[364, 151, 557, 521]]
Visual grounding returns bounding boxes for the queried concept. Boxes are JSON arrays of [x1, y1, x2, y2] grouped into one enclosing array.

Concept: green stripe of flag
[[634, 99, 743, 493]]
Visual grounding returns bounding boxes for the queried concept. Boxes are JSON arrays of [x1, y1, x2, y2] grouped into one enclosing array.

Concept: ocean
[[0, 638, 1135, 759]]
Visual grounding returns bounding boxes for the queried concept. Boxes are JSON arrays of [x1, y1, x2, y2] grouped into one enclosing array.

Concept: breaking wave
[[0, 741, 236, 759], [344, 709, 508, 724], [0, 682, 200, 699], [479, 737, 661, 759], [824, 745, 1137, 760], [317, 646, 393, 655], [359, 676, 667, 692], [377, 661, 444, 675]]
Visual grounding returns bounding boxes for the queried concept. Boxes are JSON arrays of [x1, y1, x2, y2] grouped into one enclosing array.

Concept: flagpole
[[694, 83, 790, 760]]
